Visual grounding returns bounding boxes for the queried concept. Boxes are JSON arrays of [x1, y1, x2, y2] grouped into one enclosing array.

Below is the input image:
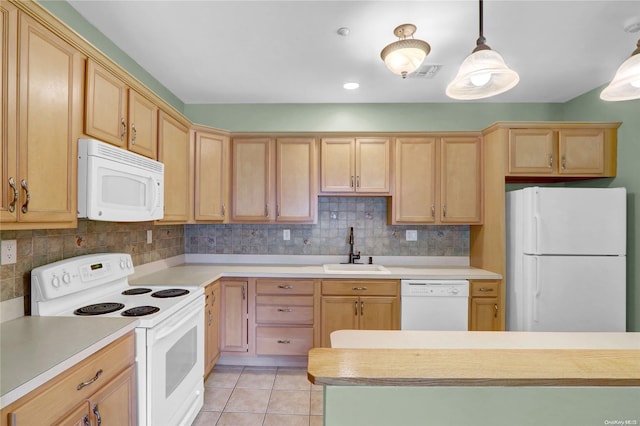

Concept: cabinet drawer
[[256, 280, 314, 295], [471, 281, 499, 297], [4, 333, 134, 426], [256, 327, 313, 356], [256, 304, 314, 325], [322, 280, 399, 296]]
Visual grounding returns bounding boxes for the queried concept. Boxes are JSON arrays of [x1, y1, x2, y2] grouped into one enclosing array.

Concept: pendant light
[[446, 0, 519, 100], [600, 39, 640, 101], [380, 24, 431, 79]]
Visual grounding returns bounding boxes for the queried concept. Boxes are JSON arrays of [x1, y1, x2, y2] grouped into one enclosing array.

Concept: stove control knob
[[119, 259, 126, 269], [51, 276, 60, 288], [62, 272, 71, 285], [126, 259, 132, 269]]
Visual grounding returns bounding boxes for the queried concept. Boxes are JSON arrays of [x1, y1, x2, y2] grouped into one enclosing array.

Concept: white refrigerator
[[506, 187, 626, 332]]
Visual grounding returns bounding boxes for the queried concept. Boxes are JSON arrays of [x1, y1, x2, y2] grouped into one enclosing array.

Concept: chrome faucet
[[347, 227, 361, 264]]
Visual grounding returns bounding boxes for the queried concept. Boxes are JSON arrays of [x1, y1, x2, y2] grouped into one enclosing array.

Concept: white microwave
[[78, 138, 164, 222]]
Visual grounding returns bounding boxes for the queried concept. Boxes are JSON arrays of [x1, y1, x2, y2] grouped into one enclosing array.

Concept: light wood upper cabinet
[[231, 137, 317, 223], [157, 111, 191, 223], [85, 59, 158, 159], [276, 138, 317, 222], [440, 136, 483, 224], [391, 136, 482, 224], [194, 128, 229, 222], [507, 127, 615, 177], [2, 10, 82, 230], [321, 137, 390, 193]]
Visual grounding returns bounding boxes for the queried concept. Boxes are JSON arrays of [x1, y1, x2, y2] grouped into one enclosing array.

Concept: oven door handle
[[151, 302, 203, 343]]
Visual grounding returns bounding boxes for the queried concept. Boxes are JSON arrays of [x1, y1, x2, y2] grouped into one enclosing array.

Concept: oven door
[[144, 297, 204, 426]]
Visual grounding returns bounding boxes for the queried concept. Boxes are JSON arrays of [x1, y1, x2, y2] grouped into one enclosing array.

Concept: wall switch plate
[[1, 240, 17, 265], [283, 229, 291, 241], [147, 230, 153, 244], [406, 230, 418, 241]]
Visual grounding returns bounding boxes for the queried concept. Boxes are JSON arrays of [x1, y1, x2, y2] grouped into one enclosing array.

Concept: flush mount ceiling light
[[380, 24, 431, 79], [600, 39, 640, 101], [446, 0, 519, 100]]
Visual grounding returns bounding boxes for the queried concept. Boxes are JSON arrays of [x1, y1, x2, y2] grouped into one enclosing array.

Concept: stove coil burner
[[74, 303, 125, 316], [151, 289, 190, 298], [121, 306, 160, 317], [122, 288, 152, 296]]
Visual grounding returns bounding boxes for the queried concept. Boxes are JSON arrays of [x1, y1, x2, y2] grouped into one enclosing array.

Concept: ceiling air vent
[[408, 64, 442, 79]]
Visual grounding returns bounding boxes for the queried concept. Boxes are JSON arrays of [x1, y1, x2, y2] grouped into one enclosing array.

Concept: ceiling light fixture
[[600, 39, 640, 101], [380, 24, 431, 79], [446, 0, 519, 100]]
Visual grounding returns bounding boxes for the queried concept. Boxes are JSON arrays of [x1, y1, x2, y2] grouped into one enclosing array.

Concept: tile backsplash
[[0, 220, 184, 306], [186, 197, 469, 257]]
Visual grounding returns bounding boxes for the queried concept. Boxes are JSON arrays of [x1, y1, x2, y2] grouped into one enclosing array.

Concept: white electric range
[[31, 253, 205, 426]]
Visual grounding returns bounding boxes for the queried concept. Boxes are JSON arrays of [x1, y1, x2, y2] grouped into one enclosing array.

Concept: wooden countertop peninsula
[[308, 330, 640, 387]]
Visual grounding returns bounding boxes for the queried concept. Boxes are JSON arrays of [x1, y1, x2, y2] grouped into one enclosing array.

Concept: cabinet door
[[231, 138, 274, 221], [356, 138, 390, 193], [128, 89, 158, 158], [276, 138, 317, 222], [320, 138, 355, 192], [320, 296, 359, 347], [85, 59, 127, 147], [220, 280, 248, 352], [158, 111, 191, 222], [205, 283, 221, 376], [88, 365, 136, 426], [440, 136, 482, 224], [359, 296, 399, 331], [470, 297, 500, 331], [393, 137, 438, 223], [17, 13, 81, 226], [0, 1, 17, 223], [507, 129, 556, 175], [558, 129, 605, 174], [195, 130, 229, 222]]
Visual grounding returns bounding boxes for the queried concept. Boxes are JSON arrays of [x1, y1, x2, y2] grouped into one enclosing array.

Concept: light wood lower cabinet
[[0, 333, 136, 426], [320, 280, 399, 347], [468, 280, 501, 331], [220, 279, 249, 353], [205, 281, 221, 377], [255, 279, 315, 356]]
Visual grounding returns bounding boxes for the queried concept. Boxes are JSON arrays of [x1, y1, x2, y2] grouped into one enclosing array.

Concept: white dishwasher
[[400, 280, 470, 330]]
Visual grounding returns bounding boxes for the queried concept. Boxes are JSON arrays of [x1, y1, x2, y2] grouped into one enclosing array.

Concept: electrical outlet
[[406, 230, 418, 241], [147, 230, 153, 244], [283, 229, 291, 241], [1, 240, 17, 265]]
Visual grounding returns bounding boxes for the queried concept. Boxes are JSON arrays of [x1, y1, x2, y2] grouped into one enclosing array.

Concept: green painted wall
[[42, 1, 640, 331]]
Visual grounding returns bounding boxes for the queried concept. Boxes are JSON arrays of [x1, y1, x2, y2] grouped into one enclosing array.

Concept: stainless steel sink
[[323, 263, 391, 274]]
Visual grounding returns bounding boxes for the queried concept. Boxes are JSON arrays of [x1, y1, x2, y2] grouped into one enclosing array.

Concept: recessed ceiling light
[[337, 27, 350, 37], [343, 82, 359, 90]]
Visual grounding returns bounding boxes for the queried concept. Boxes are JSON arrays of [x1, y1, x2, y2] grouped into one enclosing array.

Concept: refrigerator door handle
[[532, 257, 540, 322]]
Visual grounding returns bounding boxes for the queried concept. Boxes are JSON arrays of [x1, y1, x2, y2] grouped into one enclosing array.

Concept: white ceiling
[[66, 0, 640, 104]]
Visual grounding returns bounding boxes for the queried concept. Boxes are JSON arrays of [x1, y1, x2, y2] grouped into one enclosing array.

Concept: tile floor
[[192, 366, 323, 426]]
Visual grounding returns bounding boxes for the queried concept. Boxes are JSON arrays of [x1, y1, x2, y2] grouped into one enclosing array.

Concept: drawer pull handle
[[277, 339, 291, 344], [277, 308, 292, 312], [478, 287, 494, 292], [352, 287, 368, 291], [278, 285, 294, 289], [77, 369, 103, 390]]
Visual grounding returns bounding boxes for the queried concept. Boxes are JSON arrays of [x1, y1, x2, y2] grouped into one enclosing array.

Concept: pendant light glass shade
[[446, 47, 520, 100], [380, 24, 431, 79], [446, 0, 519, 100], [600, 40, 640, 101]]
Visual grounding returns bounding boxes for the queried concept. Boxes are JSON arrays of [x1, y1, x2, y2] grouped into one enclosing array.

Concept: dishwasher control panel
[[401, 280, 469, 297]]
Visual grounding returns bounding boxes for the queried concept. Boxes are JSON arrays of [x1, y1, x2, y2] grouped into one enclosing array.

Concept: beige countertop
[[308, 330, 640, 387], [129, 260, 501, 287], [0, 316, 138, 408]]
